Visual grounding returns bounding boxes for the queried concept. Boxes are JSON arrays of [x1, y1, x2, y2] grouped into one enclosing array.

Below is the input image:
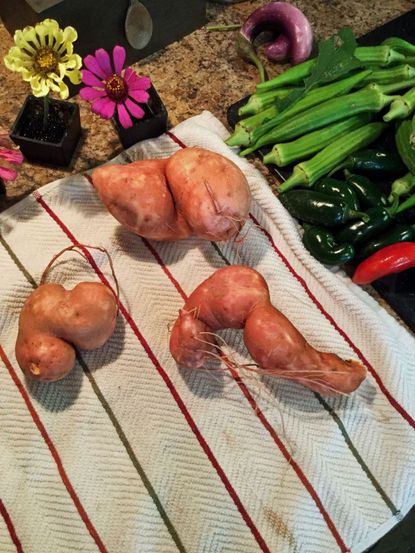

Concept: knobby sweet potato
[[16, 282, 117, 382], [169, 266, 366, 395], [91, 147, 252, 241]]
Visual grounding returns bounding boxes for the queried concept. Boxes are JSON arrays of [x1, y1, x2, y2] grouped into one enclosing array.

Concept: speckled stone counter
[[0, 0, 412, 210]]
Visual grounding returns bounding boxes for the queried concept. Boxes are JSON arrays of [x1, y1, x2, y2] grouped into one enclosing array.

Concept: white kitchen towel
[[0, 111, 414, 553]]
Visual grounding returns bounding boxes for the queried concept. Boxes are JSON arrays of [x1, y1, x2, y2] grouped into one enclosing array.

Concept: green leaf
[[277, 27, 362, 113], [304, 27, 362, 89]]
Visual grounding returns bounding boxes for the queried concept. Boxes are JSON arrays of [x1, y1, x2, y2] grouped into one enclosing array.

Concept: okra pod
[[384, 86, 415, 121], [263, 114, 372, 167], [249, 70, 372, 147], [388, 172, 415, 204], [238, 88, 298, 117], [395, 191, 415, 214], [395, 118, 415, 173], [226, 105, 279, 147], [362, 64, 415, 86], [376, 78, 415, 95], [382, 37, 415, 56], [354, 45, 406, 66], [256, 46, 404, 94], [241, 86, 395, 157], [238, 105, 279, 130], [256, 59, 315, 92], [278, 122, 387, 193]]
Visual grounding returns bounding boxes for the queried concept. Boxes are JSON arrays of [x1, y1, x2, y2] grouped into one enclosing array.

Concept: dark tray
[[227, 9, 415, 336], [228, 10, 415, 553]]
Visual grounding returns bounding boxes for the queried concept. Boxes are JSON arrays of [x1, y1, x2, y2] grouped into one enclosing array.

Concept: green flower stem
[[43, 94, 49, 131]]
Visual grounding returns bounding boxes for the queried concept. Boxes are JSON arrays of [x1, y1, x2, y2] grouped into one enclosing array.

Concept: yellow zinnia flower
[[4, 19, 82, 100]]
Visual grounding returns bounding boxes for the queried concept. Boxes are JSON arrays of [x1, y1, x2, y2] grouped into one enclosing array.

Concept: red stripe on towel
[[166, 131, 187, 149], [142, 238, 187, 301], [0, 499, 24, 553], [34, 192, 272, 553], [0, 347, 108, 553]]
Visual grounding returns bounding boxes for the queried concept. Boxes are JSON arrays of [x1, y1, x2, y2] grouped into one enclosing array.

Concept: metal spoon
[[124, 0, 153, 50], [25, 0, 64, 13]]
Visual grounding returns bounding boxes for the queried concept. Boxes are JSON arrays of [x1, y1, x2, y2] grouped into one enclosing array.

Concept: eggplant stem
[[236, 34, 267, 83], [253, 55, 267, 83]]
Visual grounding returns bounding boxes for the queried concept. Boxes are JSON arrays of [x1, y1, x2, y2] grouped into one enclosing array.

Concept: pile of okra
[[227, 37, 415, 267]]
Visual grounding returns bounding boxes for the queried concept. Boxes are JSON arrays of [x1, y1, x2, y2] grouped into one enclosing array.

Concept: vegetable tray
[[227, 8, 415, 336]]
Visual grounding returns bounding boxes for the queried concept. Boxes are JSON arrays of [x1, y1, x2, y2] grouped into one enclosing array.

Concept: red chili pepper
[[352, 241, 415, 284]]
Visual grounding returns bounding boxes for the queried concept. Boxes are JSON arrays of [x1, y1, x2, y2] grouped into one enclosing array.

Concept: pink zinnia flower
[[80, 45, 151, 129], [0, 132, 24, 182]]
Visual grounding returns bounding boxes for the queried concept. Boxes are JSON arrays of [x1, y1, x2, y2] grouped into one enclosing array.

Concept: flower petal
[[57, 80, 69, 99], [117, 102, 133, 128], [80, 87, 107, 101], [0, 167, 18, 182], [83, 53, 107, 79], [113, 45, 126, 75], [30, 75, 50, 96], [92, 97, 116, 119], [125, 98, 145, 120], [39, 19, 60, 50], [34, 22, 48, 47], [126, 71, 151, 91], [6, 46, 33, 64], [95, 48, 113, 78], [37, 19, 59, 37], [45, 75, 61, 93], [61, 25, 78, 46], [4, 47, 34, 73], [0, 133, 14, 149], [81, 69, 104, 87], [55, 25, 77, 56], [0, 148, 24, 164], [66, 68, 82, 85], [128, 88, 149, 103], [14, 27, 39, 52], [123, 67, 135, 83]]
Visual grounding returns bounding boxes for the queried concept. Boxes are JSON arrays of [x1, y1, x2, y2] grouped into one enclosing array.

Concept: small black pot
[[113, 86, 168, 149], [10, 95, 81, 167]]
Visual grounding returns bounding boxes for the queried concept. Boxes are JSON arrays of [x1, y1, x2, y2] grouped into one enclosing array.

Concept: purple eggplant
[[237, 2, 313, 82], [264, 33, 290, 62]]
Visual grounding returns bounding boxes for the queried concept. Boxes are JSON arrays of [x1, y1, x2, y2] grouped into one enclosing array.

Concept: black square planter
[[10, 95, 81, 167], [112, 86, 168, 149]]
